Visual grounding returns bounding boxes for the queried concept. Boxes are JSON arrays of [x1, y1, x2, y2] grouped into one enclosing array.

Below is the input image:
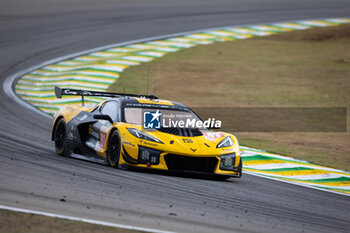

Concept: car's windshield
[[124, 107, 202, 128]]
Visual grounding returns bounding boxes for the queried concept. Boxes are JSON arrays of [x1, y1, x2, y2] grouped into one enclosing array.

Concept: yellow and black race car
[[52, 87, 242, 179]]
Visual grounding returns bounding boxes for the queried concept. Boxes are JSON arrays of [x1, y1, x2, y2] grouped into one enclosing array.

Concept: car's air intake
[[165, 154, 218, 173], [157, 128, 203, 137]]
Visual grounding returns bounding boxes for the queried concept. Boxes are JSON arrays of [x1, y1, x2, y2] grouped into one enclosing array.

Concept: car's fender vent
[[157, 128, 203, 137], [164, 154, 218, 173]]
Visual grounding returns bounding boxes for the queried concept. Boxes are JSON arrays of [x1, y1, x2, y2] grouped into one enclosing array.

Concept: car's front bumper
[[119, 145, 242, 178]]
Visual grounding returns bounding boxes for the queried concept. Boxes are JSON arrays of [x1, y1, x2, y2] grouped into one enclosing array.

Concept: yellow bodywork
[[117, 124, 241, 176], [52, 103, 241, 177]]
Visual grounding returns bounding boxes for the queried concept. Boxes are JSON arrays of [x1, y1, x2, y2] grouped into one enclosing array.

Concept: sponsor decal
[[99, 120, 109, 126], [143, 109, 222, 129], [163, 117, 221, 129], [123, 141, 136, 147], [67, 124, 79, 141], [203, 132, 224, 141], [143, 141, 158, 147], [136, 98, 173, 106], [99, 132, 106, 149], [182, 138, 193, 143], [85, 139, 97, 149], [79, 114, 88, 121], [91, 130, 99, 138], [143, 110, 161, 129], [68, 132, 74, 140], [222, 148, 235, 152], [65, 105, 75, 111]]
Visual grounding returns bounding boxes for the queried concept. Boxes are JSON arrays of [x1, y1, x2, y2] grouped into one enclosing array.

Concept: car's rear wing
[[54, 86, 158, 106]]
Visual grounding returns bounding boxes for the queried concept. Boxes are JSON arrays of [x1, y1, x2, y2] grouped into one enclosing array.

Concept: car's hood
[[142, 127, 239, 156]]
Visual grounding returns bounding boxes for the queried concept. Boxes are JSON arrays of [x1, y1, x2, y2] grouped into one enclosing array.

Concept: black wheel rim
[[55, 122, 65, 152], [109, 134, 119, 162]]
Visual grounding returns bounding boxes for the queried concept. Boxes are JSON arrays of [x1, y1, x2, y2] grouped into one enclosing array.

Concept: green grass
[[108, 24, 350, 171]]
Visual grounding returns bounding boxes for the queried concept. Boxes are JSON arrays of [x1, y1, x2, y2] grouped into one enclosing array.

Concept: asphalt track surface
[[1, 1, 350, 232]]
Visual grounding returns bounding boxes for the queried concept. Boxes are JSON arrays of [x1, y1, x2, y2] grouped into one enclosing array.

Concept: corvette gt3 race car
[[52, 87, 242, 179]]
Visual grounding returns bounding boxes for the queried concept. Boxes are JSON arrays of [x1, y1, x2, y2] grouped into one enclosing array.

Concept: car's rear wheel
[[54, 118, 66, 156], [107, 130, 121, 168]]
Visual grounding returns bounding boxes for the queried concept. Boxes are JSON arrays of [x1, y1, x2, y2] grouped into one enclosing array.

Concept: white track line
[[0, 205, 175, 233]]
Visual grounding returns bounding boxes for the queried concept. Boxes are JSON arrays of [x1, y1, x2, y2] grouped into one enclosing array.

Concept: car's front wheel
[[107, 130, 121, 168], [54, 118, 66, 156]]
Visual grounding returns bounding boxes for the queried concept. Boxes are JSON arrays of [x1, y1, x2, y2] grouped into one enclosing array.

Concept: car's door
[[88, 100, 121, 152]]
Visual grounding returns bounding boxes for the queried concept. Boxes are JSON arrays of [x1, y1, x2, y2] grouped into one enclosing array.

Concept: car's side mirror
[[93, 114, 113, 124]]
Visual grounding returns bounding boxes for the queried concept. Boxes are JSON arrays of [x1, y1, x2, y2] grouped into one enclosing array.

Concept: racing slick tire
[[54, 118, 66, 156], [107, 130, 121, 168]]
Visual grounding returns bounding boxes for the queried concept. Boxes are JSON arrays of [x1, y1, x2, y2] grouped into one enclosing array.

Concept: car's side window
[[100, 101, 119, 122]]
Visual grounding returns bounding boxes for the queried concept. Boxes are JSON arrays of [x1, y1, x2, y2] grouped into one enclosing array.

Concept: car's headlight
[[216, 136, 233, 148], [220, 153, 235, 170], [127, 128, 163, 144]]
